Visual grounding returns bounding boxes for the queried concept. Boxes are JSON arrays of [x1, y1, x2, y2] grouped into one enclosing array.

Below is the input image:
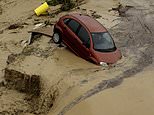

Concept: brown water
[[66, 66, 154, 115]]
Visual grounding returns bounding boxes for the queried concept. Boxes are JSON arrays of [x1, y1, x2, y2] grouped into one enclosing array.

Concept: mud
[[0, 0, 154, 115], [0, 87, 30, 115], [65, 67, 154, 115], [6, 54, 19, 64], [114, 6, 154, 77], [0, 5, 2, 15], [2, 66, 59, 115], [7, 23, 24, 30], [0, 39, 60, 114], [58, 77, 123, 115]]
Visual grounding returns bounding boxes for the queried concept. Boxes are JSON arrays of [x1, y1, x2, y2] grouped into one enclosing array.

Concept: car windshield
[[91, 32, 116, 52]]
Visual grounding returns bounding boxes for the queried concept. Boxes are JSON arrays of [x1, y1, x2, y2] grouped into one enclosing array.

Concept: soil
[[0, 0, 154, 115]]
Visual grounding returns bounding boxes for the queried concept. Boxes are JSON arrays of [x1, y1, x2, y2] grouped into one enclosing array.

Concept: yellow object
[[34, 2, 49, 16]]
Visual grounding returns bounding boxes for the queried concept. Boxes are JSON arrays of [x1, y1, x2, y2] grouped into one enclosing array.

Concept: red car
[[53, 13, 121, 65]]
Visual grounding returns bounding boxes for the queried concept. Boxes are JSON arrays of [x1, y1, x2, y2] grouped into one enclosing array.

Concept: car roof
[[68, 14, 107, 32]]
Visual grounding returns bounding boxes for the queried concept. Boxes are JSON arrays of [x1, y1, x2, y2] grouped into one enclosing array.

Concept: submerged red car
[[53, 13, 121, 65]]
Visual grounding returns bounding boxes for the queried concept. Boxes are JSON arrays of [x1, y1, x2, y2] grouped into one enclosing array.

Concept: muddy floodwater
[[66, 67, 154, 115], [0, 0, 154, 115]]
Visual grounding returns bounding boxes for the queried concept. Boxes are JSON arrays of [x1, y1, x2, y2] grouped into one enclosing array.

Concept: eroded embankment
[[4, 68, 40, 95], [0, 37, 61, 114], [1, 67, 59, 114]]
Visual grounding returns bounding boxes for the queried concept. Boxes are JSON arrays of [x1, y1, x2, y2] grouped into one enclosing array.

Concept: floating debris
[[0, 6, 2, 15], [109, 3, 134, 16], [90, 10, 102, 19], [7, 23, 24, 30], [0, 30, 3, 34]]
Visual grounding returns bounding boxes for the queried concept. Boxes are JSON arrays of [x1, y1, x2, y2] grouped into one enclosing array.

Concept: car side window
[[78, 26, 90, 44], [64, 18, 70, 24], [67, 19, 80, 33]]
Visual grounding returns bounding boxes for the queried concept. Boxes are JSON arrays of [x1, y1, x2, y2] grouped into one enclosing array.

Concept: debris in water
[[34, 2, 49, 16], [6, 54, 18, 64], [46, 0, 61, 6], [0, 30, 3, 34], [7, 23, 24, 30], [61, 1, 76, 11], [91, 13, 102, 19], [0, 81, 5, 87], [0, 6, 2, 15], [109, 3, 134, 16], [33, 23, 46, 30], [89, 10, 102, 19]]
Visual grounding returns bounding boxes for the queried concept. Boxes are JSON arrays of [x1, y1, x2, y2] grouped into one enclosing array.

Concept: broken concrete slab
[[29, 26, 53, 37], [4, 68, 40, 96], [4, 52, 60, 114], [20, 26, 54, 48]]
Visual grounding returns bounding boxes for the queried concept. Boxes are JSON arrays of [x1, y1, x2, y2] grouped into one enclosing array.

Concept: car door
[[76, 26, 91, 59], [62, 19, 81, 54]]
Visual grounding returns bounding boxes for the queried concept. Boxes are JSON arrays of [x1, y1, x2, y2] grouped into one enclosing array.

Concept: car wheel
[[53, 32, 62, 44]]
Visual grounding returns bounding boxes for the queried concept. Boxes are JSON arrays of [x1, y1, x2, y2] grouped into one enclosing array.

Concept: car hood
[[94, 49, 122, 64]]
